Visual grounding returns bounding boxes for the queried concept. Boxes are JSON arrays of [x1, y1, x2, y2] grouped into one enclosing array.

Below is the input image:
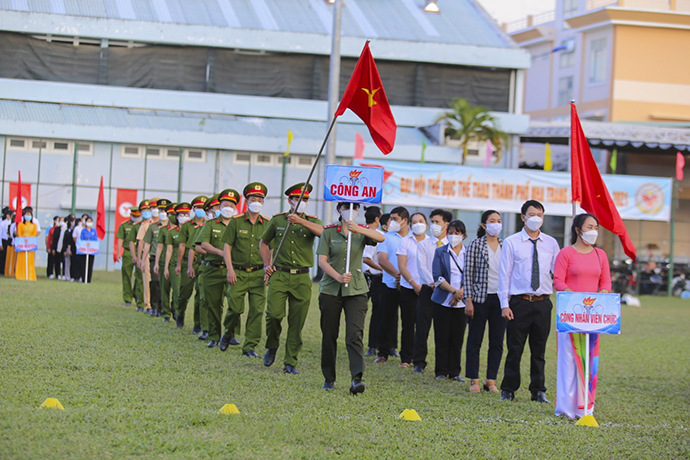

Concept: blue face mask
[[195, 209, 206, 219], [214, 210, 221, 218], [141, 210, 152, 220]]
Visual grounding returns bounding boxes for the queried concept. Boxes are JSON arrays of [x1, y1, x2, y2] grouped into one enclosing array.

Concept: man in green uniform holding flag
[[220, 182, 270, 357], [190, 194, 220, 341], [116, 206, 139, 306], [166, 202, 189, 327], [261, 183, 323, 374], [199, 189, 239, 348], [176, 196, 207, 331]]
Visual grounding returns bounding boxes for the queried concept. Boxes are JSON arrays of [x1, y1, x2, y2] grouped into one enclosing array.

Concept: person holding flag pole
[[260, 40, 396, 375], [556, 102, 636, 426]]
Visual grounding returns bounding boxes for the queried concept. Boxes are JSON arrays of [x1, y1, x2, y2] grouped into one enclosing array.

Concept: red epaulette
[[324, 224, 338, 229], [233, 213, 244, 219], [216, 218, 221, 223]]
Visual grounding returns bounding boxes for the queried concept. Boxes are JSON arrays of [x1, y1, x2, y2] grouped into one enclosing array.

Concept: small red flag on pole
[[15, 171, 22, 225], [96, 176, 106, 240], [677, 152, 685, 182], [335, 42, 397, 154], [570, 103, 636, 261]]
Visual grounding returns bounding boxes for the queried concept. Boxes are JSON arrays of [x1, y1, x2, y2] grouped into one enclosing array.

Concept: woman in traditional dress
[[15, 206, 37, 281]]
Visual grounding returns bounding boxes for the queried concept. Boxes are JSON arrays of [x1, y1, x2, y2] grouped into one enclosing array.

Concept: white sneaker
[[70, 278, 75, 282], [48, 275, 55, 279]]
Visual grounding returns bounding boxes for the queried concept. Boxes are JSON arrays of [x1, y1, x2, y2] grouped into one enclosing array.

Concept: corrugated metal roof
[[0, 0, 514, 48], [0, 99, 426, 145]]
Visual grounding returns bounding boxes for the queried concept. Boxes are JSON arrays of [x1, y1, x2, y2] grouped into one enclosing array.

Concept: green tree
[[435, 98, 508, 165]]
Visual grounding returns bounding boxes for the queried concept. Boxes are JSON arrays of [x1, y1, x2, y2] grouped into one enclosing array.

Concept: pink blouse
[[553, 245, 612, 293]]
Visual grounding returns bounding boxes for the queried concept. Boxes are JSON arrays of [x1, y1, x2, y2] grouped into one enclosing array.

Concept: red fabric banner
[[96, 177, 106, 240], [113, 189, 138, 260], [9, 177, 31, 216]]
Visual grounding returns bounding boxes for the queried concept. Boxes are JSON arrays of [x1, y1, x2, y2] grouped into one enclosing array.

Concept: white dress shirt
[[363, 229, 384, 275], [73, 223, 83, 241], [487, 244, 501, 294], [397, 234, 429, 289], [0, 218, 10, 240], [498, 228, 560, 309], [417, 235, 448, 286], [438, 244, 466, 309], [377, 230, 413, 289]]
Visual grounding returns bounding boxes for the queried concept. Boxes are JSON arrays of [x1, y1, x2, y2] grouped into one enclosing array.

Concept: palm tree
[[435, 98, 508, 165]]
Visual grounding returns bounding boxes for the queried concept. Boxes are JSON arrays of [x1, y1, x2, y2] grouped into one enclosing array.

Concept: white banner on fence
[[354, 159, 672, 221]]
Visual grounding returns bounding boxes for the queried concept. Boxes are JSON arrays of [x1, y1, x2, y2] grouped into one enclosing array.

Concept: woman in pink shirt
[[553, 213, 612, 420]]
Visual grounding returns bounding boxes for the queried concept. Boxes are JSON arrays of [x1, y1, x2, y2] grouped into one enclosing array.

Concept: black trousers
[[501, 297, 552, 393], [377, 285, 400, 358], [319, 292, 368, 383], [412, 285, 434, 369], [83, 254, 95, 283], [465, 294, 506, 380], [50, 253, 65, 279], [398, 286, 418, 364], [0, 238, 8, 275], [149, 256, 161, 310], [74, 254, 85, 281], [46, 252, 55, 277], [365, 274, 383, 349], [433, 302, 467, 378]]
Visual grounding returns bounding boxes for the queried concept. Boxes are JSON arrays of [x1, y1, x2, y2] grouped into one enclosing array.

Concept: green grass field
[[1, 271, 688, 459]]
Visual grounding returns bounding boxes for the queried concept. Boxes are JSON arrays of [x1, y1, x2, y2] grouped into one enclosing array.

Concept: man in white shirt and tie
[[498, 200, 560, 403], [412, 208, 452, 374]]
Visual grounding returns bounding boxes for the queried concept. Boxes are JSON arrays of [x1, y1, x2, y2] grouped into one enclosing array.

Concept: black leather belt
[[517, 294, 547, 302], [205, 260, 227, 269], [275, 265, 310, 275], [233, 264, 263, 273]]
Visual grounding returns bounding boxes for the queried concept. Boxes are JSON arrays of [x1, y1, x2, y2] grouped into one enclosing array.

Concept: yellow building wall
[[611, 24, 690, 121]]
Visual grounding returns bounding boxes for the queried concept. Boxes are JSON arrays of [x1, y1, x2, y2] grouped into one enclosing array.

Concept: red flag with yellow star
[[335, 42, 396, 154]]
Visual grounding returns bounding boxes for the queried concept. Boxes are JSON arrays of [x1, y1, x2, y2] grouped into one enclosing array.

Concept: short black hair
[[53, 215, 60, 221], [410, 212, 428, 224], [380, 213, 391, 228], [430, 208, 452, 223], [364, 206, 382, 224], [521, 200, 545, 216], [448, 219, 466, 236], [570, 213, 599, 245], [389, 206, 409, 222]]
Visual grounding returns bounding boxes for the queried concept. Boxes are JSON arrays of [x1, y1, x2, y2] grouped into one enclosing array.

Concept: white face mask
[[581, 230, 598, 246], [248, 202, 263, 214], [388, 220, 401, 233], [151, 208, 160, 217], [411, 222, 427, 236], [290, 200, 307, 214], [220, 207, 236, 219], [131, 216, 142, 223], [525, 216, 543, 232], [448, 234, 464, 248], [485, 222, 502, 237], [86, 221, 93, 228], [177, 215, 189, 225], [159, 212, 168, 221], [206, 212, 214, 220], [430, 223, 445, 237], [339, 209, 359, 221]]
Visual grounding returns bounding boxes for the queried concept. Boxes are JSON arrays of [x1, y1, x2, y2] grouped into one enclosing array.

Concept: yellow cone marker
[[575, 414, 599, 428], [39, 398, 65, 410], [399, 409, 421, 421], [218, 404, 240, 415]]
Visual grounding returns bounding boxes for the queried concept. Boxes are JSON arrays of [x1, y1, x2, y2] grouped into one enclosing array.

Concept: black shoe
[[435, 375, 446, 381], [412, 365, 424, 374], [219, 335, 230, 352], [501, 390, 515, 401], [243, 350, 260, 358], [192, 327, 201, 335], [156, 311, 162, 317], [176, 319, 184, 329], [198, 331, 209, 341], [207, 340, 218, 348], [349, 379, 365, 395], [451, 376, 466, 383], [136, 307, 143, 312], [364, 347, 376, 357], [229, 336, 240, 346], [531, 391, 550, 404], [322, 381, 335, 391], [124, 302, 132, 307], [389, 348, 401, 358], [283, 365, 299, 375], [163, 317, 170, 323], [264, 348, 277, 367]]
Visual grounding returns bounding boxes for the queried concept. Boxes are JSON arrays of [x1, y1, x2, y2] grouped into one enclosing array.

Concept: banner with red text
[[354, 160, 671, 221]]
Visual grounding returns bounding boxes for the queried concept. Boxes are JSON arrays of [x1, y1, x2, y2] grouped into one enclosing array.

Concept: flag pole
[[269, 116, 338, 269], [85, 254, 89, 284], [667, 179, 677, 296], [344, 204, 353, 287]]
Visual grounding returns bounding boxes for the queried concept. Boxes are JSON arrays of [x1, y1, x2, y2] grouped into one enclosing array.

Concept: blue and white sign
[[77, 239, 100, 255], [323, 164, 384, 204], [15, 236, 38, 252], [556, 292, 621, 334]]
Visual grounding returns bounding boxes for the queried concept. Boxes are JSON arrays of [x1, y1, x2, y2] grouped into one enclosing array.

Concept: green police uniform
[[143, 219, 162, 314], [157, 222, 172, 319], [115, 216, 137, 304], [191, 222, 210, 335], [262, 183, 323, 368], [221, 182, 270, 353], [126, 220, 144, 309], [165, 222, 181, 321], [317, 223, 377, 384], [177, 218, 205, 330]]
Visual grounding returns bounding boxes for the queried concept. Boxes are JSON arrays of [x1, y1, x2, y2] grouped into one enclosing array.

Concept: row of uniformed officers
[[117, 182, 382, 394]]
